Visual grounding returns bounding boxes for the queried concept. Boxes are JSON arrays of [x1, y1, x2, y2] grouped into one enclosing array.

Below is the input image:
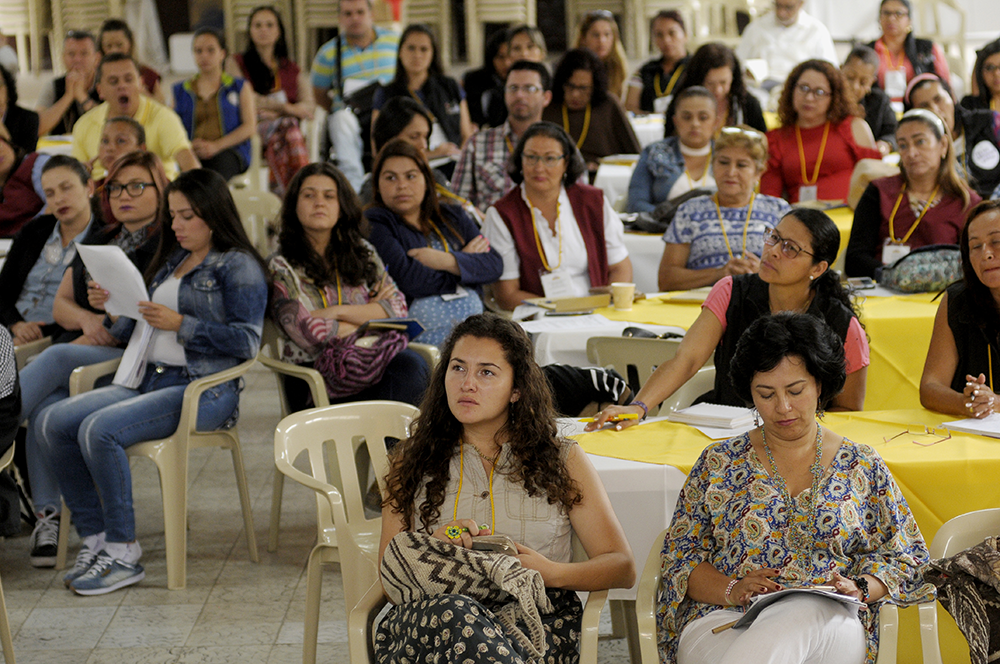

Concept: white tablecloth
[[594, 164, 635, 209], [623, 232, 663, 295], [525, 316, 684, 366], [630, 115, 666, 149]]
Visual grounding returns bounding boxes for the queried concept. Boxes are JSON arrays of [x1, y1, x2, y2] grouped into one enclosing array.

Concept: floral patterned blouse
[[268, 242, 408, 364], [657, 432, 934, 664]]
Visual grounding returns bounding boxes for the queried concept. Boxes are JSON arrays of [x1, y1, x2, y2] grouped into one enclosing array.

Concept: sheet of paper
[[690, 423, 756, 440], [941, 413, 1000, 439], [75, 244, 149, 320], [113, 319, 153, 389], [519, 314, 612, 333]]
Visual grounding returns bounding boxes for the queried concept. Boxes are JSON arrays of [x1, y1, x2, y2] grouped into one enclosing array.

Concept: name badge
[[539, 270, 576, 299], [971, 140, 1000, 171], [884, 68, 907, 100], [798, 184, 818, 203], [882, 241, 911, 265], [653, 95, 672, 114], [441, 285, 470, 301]]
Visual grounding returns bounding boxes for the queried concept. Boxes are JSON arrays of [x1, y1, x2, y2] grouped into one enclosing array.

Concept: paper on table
[[941, 413, 1000, 439], [690, 422, 756, 440], [519, 314, 612, 333], [76, 244, 149, 320]]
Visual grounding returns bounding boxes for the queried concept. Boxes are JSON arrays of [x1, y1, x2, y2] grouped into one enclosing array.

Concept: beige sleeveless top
[[417, 440, 574, 563]]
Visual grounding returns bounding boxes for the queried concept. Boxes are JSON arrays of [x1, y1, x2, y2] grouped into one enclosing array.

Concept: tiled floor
[[0, 364, 633, 663]]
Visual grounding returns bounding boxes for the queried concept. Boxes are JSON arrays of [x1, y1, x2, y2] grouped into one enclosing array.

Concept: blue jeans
[[19, 344, 125, 511], [37, 364, 239, 543]]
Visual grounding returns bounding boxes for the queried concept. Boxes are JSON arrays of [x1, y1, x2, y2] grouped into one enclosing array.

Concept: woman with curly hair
[[574, 10, 629, 100], [378, 312, 635, 662], [268, 162, 428, 405], [761, 59, 879, 204]]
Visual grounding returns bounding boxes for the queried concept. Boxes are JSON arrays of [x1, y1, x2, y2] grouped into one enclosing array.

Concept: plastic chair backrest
[[930, 508, 1000, 559]]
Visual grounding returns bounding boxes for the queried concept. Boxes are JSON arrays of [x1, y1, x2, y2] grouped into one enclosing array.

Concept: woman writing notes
[[378, 313, 635, 661], [482, 122, 632, 311], [587, 208, 870, 429], [656, 313, 932, 663], [921, 200, 1000, 418]]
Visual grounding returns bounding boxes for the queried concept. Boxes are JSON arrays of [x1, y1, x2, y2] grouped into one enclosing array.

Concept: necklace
[[453, 441, 499, 534], [680, 142, 711, 157], [888, 183, 939, 244], [761, 423, 824, 562]]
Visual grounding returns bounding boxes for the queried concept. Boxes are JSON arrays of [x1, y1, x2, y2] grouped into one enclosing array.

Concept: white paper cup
[[611, 282, 636, 311]]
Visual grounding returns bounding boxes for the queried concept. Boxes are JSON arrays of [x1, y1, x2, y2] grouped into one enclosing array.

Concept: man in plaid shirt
[[451, 60, 551, 213]]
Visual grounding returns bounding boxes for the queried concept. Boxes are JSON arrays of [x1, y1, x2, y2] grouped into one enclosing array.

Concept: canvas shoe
[[63, 542, 102, 587], [70, 550, 145, 596], [29, 506, 60, 568]]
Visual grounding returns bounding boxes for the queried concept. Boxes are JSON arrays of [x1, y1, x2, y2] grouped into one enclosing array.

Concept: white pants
[[677, 594, 867, 664], [328, 108, 365, 192]]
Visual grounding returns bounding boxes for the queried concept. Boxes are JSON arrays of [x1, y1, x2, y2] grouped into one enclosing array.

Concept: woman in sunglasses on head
[[587, 208, 870, 433]]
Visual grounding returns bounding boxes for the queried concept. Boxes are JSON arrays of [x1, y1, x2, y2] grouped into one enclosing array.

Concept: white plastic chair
[[230, 181, 281, 255], [919, 508, 1000, 664], [54, 357, 260, 589], [13, 336, 51, 371], [586, 336, 715, 416], [635, 529, 900, 664], [50, 0, 123, 73], [0, 443, 17, 663]]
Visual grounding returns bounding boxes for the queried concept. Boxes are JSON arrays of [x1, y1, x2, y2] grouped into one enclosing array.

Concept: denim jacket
[[627, 136, 687, 213], [109, 248, 268, 379]]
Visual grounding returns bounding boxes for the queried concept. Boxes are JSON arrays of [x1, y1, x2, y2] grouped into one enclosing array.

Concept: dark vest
[[865, 37, 937, 78], [708, 274, 854, 406], [492, 184, 608, 296], [638, 57, 688, 113], [945, 282, 1000, 393], [51, 76, 101, 135], [955, 105, 1000, 199], [385, 75, 463, 146]]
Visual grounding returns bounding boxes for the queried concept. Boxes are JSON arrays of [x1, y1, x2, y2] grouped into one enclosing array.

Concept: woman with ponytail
[[588, 208, 869, 432]]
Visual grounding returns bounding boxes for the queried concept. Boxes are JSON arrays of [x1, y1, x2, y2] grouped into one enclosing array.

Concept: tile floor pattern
[[0, 365, 633, 663]]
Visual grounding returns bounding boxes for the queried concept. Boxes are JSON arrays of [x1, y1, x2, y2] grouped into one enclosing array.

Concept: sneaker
[[63, 543, 102, 588], [29, 506, 60, 568], [70, 551, 145, 596]]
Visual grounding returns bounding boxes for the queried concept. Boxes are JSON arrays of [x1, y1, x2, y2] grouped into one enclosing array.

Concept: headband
[[899, 108, 947, 137], [903, 73, 943, 106]]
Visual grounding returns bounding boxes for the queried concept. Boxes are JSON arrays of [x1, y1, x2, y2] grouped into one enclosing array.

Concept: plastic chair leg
[[0, 569, 14, 663], [55, 501, 71, 570], [226, 435, 259, 563], [268, 470, 284, 552], [154, 447, 189, 590], [303, 545, 325, 664]]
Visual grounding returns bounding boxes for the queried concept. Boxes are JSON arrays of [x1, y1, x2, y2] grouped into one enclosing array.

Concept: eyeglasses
[[505, 84, 542, 94], [107, 181, 155, 198], [883, 426, 952, 446], [521, 153, 565, 166], [880, 9, 909, 18], [984, 64, 1000, 74], [763, 229, 814, 259], [564, 82, 594, 93], [795, 83, 830, 99]]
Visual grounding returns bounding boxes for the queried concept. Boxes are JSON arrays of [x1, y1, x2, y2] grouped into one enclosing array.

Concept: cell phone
[[471, 534, 518, 556], [847, 277, 875, 290]]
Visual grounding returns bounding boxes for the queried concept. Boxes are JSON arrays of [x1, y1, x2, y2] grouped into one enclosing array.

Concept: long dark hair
[[384, 313, 582, 533], [146, 169, 268, 283], [241, 6, 291, 95], [665, 42, 748, 127], [385, 24, 444, 96], [971, 38, 1000, 108], [550, 48, 609, 107], [371, 96, 433, 154], [783, 208, 862, 322], [277, 162, 377, 287], [960, 200, 1000, 329], [369, 139, 462, 242], [777, 59, 860, 126]]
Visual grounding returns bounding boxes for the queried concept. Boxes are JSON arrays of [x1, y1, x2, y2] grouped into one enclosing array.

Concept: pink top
[[703, 276, 870, 373], [873, 39, 951, 102]]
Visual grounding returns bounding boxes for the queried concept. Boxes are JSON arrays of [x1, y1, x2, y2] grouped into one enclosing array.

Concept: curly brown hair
[[383, 313, 582, 533], [777, 59, 862, 127]]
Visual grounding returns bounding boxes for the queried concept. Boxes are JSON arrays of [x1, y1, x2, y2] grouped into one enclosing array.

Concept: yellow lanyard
[[435, 183, 474, 209], [453, 443, 496, 534], [881, 39, 904, 71], [713, 192, 756, 260], [992, 99, 998, 111], [684, 148, 712, 189], [887, 184, 940, 244], [505, 134, 514, 154], [530, 198, 562, 271], [796, 122, 831, 186], [320, 272, 342, 307], [426, 219, 451, 253], [562, 103, 591, 149], [654, 64, 684, 98], [990, 345, 995, 392], [408, 88, 437, 123]]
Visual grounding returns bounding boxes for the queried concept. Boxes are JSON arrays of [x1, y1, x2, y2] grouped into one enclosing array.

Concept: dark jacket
[[863, 87, 898, 150], [0, 215, 62, 330], [376, 75, 465, 146], [945, 282, 1000, 393], [463, 66, 505, 128], [637, 56, 688, 113], [2, 104, 39, 153], [955, 105, 1000, 199]]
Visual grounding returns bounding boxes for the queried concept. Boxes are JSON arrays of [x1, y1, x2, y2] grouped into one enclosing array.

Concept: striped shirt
[[450, 121, 516, 213], [310, 27, 399, 110]]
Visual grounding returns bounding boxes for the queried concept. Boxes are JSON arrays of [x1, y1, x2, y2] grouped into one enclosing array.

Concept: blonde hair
[[714, 125, 769, 170], [574, 13, 628, 100]]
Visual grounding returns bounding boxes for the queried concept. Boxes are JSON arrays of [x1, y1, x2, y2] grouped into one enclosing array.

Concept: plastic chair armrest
[[409, 342, 440, 371], [579, 588, 608, 664], [350, 580, 388, 663], [875, 603, 898, 664], [69, 358, 124, 396], [919, 601, 944, 664], [175, 358, 258, 434], [14, 336, 52, 370], [637, 529, 668, 664], [256, 353, 330, 407]]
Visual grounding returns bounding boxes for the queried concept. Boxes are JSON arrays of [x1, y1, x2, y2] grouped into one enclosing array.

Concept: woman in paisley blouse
[[658, 313, 932, 664]]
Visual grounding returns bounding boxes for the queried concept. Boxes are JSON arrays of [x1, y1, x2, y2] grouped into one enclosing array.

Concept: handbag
[[878, 243, 962, 293], [312, 325, 408, 398]]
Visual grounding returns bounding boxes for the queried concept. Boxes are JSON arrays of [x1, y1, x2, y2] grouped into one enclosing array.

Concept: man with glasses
[[735, 0, 836, 91], [451, 60, 552, 213], [36, 31, 102, 136]]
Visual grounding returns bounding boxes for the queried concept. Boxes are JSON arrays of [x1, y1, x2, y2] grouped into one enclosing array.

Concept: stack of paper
[[941, 413, 1000, 439], [668, 403, 755, 429], [733, 588, 864, 629]]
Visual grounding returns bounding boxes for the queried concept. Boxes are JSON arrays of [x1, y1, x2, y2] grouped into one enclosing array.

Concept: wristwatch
[[854, 576, 869, 602]]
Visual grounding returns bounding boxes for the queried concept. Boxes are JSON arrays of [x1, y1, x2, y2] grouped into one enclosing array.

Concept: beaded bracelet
[[724, 578, 739, 606], [632, 400, 649, 420]]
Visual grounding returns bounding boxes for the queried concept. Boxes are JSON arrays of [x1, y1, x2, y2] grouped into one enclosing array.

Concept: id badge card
[[540, 270, 576, 299], [441, 285, 470, 301], [798, 184, 818, 203], [884, 68, 907, 100], [653, 95, 672, 114], [882, 241, 911, 265]]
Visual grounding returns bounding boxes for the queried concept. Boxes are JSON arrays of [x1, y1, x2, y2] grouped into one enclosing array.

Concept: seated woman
[[38, 169, 267, 594], [1, 64, 39, 153], [93, 116, 146, 189], [366, 139, 502, 347], [574, 10, 628, 100], [542, 49, 640, 178], [589, 209, 870, 431], [227, 6, 314, 196], [462, 29, 509, 129], [172, 28, 256, 181], [841, 46, 898, 156], [626, 10, 689, 115], [1, 156, 97, 347], [867, 0, 950, 104], [17, 150, 165, 568], [378, 312, 635, 661], [921, 200, 1000, 418], [663, 42, 766, 137], [359, 97, 444, 205], [846, 109, 980, 279], [371, 24, 474, 163], [0, 136, 50, 237], [628, 86, 717, 214], [961, 39, 1000, 112], [269, 162, 429, 406], [482, 122, 632, 310], [761, 60, 880, 204], [98, 19, 164, 104], [656, 312, 933, 664], [658, 125, 790, 292], [904, 73, 1000, 199]]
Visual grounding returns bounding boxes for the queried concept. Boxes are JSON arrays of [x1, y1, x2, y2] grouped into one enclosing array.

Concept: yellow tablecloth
[[594, 290, 939, 411], [827, 206, 853, 263], [578, 408, 995, 664]]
